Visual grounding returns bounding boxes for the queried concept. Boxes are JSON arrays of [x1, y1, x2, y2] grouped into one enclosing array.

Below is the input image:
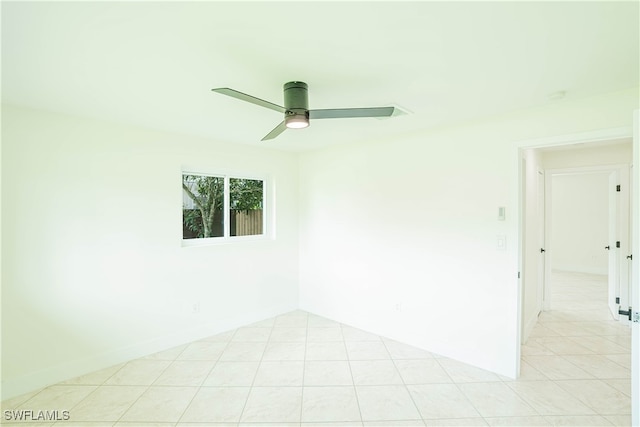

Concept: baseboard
[[1, 303, 295, 401]]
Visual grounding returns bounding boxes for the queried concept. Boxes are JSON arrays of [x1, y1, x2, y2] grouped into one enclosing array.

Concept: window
[[182, 172, 265, 242]]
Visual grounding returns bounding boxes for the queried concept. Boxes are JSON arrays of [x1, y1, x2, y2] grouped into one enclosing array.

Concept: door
[[608, 171, 620, 320], [631, 110, 639, 427], [537, 169, 546, 313]]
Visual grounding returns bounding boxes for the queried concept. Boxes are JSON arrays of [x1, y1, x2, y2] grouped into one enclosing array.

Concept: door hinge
[[616, 241, 620, 248], [618, 306, 637, 322], [616, 185, 621, 192], [627, 254, 633, 260], [616, 297, 620, 304]]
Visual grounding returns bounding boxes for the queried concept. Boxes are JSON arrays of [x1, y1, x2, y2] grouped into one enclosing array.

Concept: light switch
[[498, 206, 506, 221], [497, 235, 506, 251]]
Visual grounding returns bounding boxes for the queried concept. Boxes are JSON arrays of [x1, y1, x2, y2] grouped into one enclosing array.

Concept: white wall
[[299, 88, 639, 378], [550, 173, 609, 274], [1, 105, 300, 398]]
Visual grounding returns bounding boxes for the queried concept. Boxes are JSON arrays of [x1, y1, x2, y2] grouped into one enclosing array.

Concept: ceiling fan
[[211, 81, 395, 141]]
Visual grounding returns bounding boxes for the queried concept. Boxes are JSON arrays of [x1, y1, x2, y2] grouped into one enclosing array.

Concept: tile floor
[[1, 271, 632, 426]]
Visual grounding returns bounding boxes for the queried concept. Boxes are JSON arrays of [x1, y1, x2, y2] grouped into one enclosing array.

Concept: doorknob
[[540, 248, 545, 253], [605, 246, 610, 250]]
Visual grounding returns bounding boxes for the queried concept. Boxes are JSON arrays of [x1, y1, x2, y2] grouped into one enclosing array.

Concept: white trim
[[513, 126, 632, 149]]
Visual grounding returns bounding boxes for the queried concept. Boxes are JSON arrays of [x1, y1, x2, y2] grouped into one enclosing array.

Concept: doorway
[[515, 125, 639, 425]]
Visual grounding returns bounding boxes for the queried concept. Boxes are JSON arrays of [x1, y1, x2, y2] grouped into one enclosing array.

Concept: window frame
[[181, 169, 269, 246]]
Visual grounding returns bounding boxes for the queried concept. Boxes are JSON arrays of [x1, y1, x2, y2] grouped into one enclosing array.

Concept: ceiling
[[2, 1, 638, 152]]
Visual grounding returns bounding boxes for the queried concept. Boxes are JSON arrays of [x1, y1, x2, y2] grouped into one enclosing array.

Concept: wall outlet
[[191, 303, 200, 314]]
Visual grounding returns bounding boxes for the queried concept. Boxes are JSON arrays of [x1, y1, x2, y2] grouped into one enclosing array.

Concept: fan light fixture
[[285, 113, 309, 129]]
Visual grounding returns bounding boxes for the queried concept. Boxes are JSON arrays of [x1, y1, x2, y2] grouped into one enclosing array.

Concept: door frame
[[512, 124, 638, 423], [541, 164, 630, 314]]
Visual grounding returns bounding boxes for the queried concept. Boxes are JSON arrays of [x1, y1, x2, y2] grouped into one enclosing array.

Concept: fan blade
[[261, 121, 287, 141], [309, 106, 395, 119], [212, 88, 286, 113]]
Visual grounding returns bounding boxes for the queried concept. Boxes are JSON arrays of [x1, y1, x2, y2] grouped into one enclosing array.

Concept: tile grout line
[[236, 318, 275, 424], [342, 322, 365, 426], [174, 327, 238, 426]]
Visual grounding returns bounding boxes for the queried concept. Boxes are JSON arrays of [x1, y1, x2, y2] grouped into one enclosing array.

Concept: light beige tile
[[568, 336, 629, 354], [153, 360, 214, 386], [306, 342, 348, 361], [274, 312, 309, 328], [561, 355, 630, 379], [554, 380, 631, 414], [262, 341, 306, 360], [307, 327, 344, 342], [437, 359, 502, 383], [604, 379, 631, 397], [485, 416, 550, 426], [180, 387, 250, 423], [15, 385, 97, 411], [350, 360, 403, 385], [177, 341, 227, 360], [458, 382, 537, 417], [408, 384, 480, 419], [301, 386, 361, 422], [268, 327, 307, 342], [1, 388, 45, 411], [604, 354, 631, 370], [532, 337, 594, 355], [342, 326, 382, 342], [504, 360, 548, 382], [253, 361, 304, 386], [0, 423, 53, 427], [232, 327, 273, 342], [543, 415, 615, 426], [240, 386, 303, 423], [218, 342, 266, 361], [346, 342, 390, 361], [203, 361, 259, 386], [307, 314, 342, 328], [424, 418, 488, 426], [115, 423, 175, 427], [304, 361, 353, 386], [143, 344, 188, 360], [383, 339, 434, 359], [104, 360, 171, 385], [522, 356, 593, 380], [61, 364, 125, 385], [200, 329, 236, 342], [119, 386, 198, 422], [356, 385, 421, 421], [69, 385, 147, 421], [364, 421, 424, 426], [603, 414, 632, 426], [520, 339, 555, 356], [247, 317, 276, 328], [394, 359, 452, 384], [506, 381, 595, 416], [59, 423, 115, 426]]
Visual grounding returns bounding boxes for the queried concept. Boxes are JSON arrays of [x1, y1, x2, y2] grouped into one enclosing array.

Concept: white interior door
[[537, 169, 546, 314], [631, 110, 639, 427], [608, 171, 620, 320]]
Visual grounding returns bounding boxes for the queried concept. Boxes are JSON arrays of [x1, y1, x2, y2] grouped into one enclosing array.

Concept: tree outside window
[[182, 173, 264, 240]]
